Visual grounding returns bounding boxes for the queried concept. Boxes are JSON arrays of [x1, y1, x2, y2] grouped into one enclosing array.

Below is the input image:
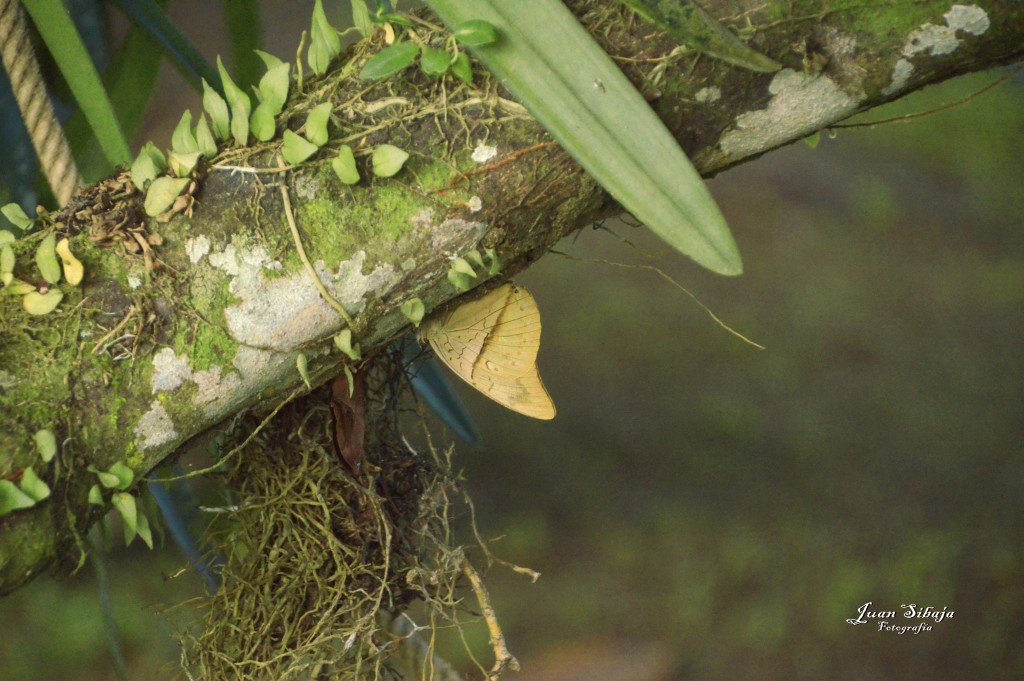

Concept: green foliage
[[618, 0, 781, 73], [358, 42, 419, 80], [89, 461, 134, 490], [420, 47, 452, 77], [304, 103, 332, 147], [350, 0, 373, 37], [1, 204, 33, 231], [0, 481, 36, 515], [195, 116, 218, 157], [34, 234, 61, 285], [452, 19, 499, 47], [171, 110, 199, 155], [425, 0, 742, 275], [333, 329, 361, 361], [331, 145, 360, 184], [144, 177, 189, 217], [130, 142, 167, 190], [217, 57, 251, 147], [400, 298, 425, 327], [307, 0, 342, 75], [450, 51, 473, 85], [33, 430, 57, 463], [281, 130, 320, 165], [296, 352, 311, 390], [202, 79, 231, 141], [371, 144, 409, 178], [446, 256, 477, 291], [17, 468, 50, 502], [22, 0, 131, 167]]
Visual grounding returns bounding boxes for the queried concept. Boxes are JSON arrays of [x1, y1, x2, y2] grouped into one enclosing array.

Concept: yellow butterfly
[[418, 283, 557, 420]]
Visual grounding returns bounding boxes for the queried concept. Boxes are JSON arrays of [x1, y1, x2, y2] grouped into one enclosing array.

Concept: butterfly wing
[[421, 284, 556, 420]]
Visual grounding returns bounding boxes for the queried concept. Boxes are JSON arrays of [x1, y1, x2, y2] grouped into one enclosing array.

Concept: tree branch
[[1, 0, 1021, 595]]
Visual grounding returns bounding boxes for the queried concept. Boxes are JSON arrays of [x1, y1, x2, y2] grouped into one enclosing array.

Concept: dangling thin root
[[462, 555, 520, 678]]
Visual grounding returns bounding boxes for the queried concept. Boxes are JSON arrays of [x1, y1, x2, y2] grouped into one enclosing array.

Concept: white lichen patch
[[192, 365, 242, 408], [883, 4, 990, 95], [222, 250, 398, 351], [127, 275, 142, 290], [329, 251, 398, 309], [471, 144, 498, 163], [428, 218, 488, 256], [185, 235, 211, 264], [294, 174, 320, 201], [695, 86, 721, 104], [945, 4, 989, 35], [135, 400, 178, 450], [719, 69, 861, 160], [151, 347, 192, 393], [224, 267, 333, 350], [208, 239, 282, 280], [468, 196, 483, 213]]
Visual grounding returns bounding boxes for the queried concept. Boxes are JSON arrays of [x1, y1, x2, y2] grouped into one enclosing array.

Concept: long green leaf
[[22, 0, 131, 167], [424, 0, 742, 275], [64, 23, 164, 182]]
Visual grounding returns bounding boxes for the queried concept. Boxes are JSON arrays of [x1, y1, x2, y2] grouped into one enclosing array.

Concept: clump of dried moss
[[177, 352, 492, 680]]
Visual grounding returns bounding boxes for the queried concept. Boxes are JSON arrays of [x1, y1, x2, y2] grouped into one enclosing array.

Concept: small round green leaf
[[171, 110, 199, 155], [35, 234, 61, 285], [308, 0, 342, 75], [145, 177, 190, 216], [34, 429, 57, 463], [451, 51, 473, 85], [0, 480, 35, 515], [332, 145, 360, 184], [371, 144, 409, 178], [112, 492, 138, 545], [1, 203, 33, 231], [281, 130, 320, 165], [250, 102, 279, 142], [358, 42, 419, 81], [447, 269, 475, 292], [4, 278, 35, 295], [450, 256, 477, 277], [18, 467, 50, 503], [202, 78, 231, 141], [296, 352, 311, 390], [169, 151, 200, 178], [195, 115, 218, 157], [136, 508, 154, 549], [453, 20, 499, 47], [130, 142, 166, 191], [257, 61, 291, 112], [333, 329, 362, 361], [420, 47, 452, 77], [401, 297, 425, 327], [106, 461, 135, 490], [1, 244, 14, 277], [305, 102, 332, 148], [87, 483, 104, 505]]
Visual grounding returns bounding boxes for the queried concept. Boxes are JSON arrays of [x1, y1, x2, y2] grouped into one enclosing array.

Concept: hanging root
[[176, 347, 522, 680]]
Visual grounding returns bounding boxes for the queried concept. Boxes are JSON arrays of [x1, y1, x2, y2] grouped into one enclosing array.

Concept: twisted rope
[[0, 0, 82, 208]]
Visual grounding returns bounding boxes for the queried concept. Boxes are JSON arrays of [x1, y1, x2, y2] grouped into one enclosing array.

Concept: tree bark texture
[[1, 0, 1021, 595]]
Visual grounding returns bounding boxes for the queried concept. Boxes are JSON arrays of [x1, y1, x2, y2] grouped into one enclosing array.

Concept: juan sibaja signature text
[[847, 602, 954, 633]]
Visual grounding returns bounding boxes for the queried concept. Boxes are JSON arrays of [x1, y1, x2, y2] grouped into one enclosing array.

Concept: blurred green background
[[1, 2, 1021, 679]]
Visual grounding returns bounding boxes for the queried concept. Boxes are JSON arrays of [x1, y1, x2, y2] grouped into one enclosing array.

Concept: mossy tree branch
[[1, 0, 1021, 595]]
